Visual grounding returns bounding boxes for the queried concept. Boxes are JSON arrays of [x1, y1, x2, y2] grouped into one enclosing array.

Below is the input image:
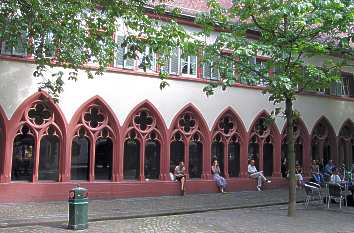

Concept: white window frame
[[114, 33, 135, 69], [138, 47, 157, 72]]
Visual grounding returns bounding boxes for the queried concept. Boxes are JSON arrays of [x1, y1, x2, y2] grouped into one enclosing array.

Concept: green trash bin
[[68, 186, 88, 230]]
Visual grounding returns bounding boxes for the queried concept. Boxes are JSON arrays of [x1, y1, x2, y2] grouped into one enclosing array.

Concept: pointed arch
[[248, 110, 281, 177], [311, 116, 338, 167], [5, 91, 67, 183], [248, 110, 280, 138], [338, 119, 354, 169], [69, 95, 120, 182], [169, 103, 211, 179], [122, 100, 167, 181], [0, 104, 7, 183], [281, 117, 311, 176], [211, 107, 248, 178]]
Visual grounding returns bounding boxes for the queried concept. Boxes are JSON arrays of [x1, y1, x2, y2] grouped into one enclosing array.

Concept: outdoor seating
[[326, 183, 346, 209], [304, 181, 322, 208]]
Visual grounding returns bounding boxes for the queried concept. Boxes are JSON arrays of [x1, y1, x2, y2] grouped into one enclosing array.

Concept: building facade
[[0, 2, 354, 202]]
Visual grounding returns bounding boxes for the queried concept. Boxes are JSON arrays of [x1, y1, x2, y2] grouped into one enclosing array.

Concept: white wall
[[0, 60, 353, 135]]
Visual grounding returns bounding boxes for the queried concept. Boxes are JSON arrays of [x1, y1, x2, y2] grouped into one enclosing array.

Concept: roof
[[153, 0, 233, 17]]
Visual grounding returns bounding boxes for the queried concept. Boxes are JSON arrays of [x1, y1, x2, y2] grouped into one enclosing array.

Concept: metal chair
[[304, 182, 322, 208], [326, 183, 346, 209]]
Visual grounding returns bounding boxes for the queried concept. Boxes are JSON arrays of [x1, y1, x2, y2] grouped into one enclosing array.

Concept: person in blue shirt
[[324, 160, 335, 181]]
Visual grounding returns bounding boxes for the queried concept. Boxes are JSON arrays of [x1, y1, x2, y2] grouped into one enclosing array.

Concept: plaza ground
[[0, 188, 353, 233]]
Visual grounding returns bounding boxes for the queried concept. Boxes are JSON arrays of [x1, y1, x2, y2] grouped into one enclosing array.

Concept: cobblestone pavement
[[2, 204, 354, 233], [0, 188, 306, 227]]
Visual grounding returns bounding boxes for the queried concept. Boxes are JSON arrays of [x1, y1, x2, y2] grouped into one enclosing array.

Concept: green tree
[[191, 0, 353, 216]]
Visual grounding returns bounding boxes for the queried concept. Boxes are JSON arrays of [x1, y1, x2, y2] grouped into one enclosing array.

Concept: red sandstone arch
[[211, 107, 248, 178], [169, 103, 211, 179], [338, 119, 354, 169], [281, 118, 311, 175], [68, 95, 120, 182], [121, 100, 168, 181], [0, 105, 8, 183], [310, 116, 337, 166], [4, 91, 67, 183], [248, 110, 281, 177]]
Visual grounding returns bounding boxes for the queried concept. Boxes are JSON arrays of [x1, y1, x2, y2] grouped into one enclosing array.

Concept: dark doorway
[[189, 141, 203, 178], [170, 141, 184, 172], [211, 141, 224, 176], [39, 135, 59, 181], [95, 138, 113, 180], [124, 139, 140, 180], [71, 136, 90, 180], [11, 126, 34, 181], [144, 140, 160, 180], [228, 141, 240, 177], [263, 143, 273, 177]]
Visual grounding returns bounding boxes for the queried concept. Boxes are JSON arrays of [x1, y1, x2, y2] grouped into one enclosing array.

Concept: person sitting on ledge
[[174, 161, 186, 195], [211, 159, 227, 193], [248, 159, 271, 191]]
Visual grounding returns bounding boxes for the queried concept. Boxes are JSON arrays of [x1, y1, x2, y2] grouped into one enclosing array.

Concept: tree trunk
[[285, 97, 296, 217]]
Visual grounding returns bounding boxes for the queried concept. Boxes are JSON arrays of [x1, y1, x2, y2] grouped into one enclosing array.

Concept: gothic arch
[[310, 116, 337, 167], [211, 107, 248, 178], [0, 104, 7, 183], [6, 91, 67, 183], [248, 110, 281, 177], [281, 118, 311, 176], [338, 119, 354, 169], [169, 103, 211, 179], [122, 100, 168, 181], [69, 95, 120, 181]]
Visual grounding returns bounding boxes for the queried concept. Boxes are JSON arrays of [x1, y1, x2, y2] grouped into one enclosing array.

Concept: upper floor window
[[1, 32, 28, 56], [162, 48, 197, 77]]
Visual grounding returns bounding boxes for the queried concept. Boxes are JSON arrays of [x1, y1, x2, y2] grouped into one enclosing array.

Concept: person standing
[[248, 160, 271, 191], [211, 160, 227, 193]]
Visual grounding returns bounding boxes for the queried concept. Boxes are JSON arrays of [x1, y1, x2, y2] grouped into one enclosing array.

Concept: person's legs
[[180, 176, 185, 193]]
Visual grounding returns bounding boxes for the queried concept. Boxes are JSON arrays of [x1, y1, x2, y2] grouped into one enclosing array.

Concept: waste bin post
[[68, 186, 88, 230]]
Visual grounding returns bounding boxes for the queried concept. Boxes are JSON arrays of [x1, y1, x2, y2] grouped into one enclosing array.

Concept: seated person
[[174, 161, 186, 195], [211, 159, 227, 193], [248, 159, 271, 191], [310, 160, 323, 184], [324, 160, 335, 181], [330, 168, 342, 184], [295, 163, 304, 188]]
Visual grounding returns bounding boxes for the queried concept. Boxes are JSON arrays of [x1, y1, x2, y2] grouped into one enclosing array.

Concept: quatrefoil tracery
[[252, 118, 271, 139], [313, 122, 328, 140], [133, 110, 154, 132], [27, 102, 53, 126], [218, 116, 235, 135], [83, 106, 106, 129], [178, 112, 197, 134]]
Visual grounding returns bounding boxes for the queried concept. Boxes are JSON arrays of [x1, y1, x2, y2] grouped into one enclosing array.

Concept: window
[[144, 139, 160, 179], [170, 133, 184, 172], [203, 62, 219, 80], [124, 132, 140, 180], [71, 133, 90, 180], [170, 109, 207, 179], [95, 137, 113, 180], [138, 47, 156, 72], [39, 129, 59, 181], [124, 107, 164, 181], [189, 134, 203, 178], [1, 32, 28, 56], [211, 135, 224, 176], [71, 100, 117, 181], [10, 97, 64, 182], [162, 48, 197, 77], [11, 125, 34, 181], [115, 35, 135, 69]]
